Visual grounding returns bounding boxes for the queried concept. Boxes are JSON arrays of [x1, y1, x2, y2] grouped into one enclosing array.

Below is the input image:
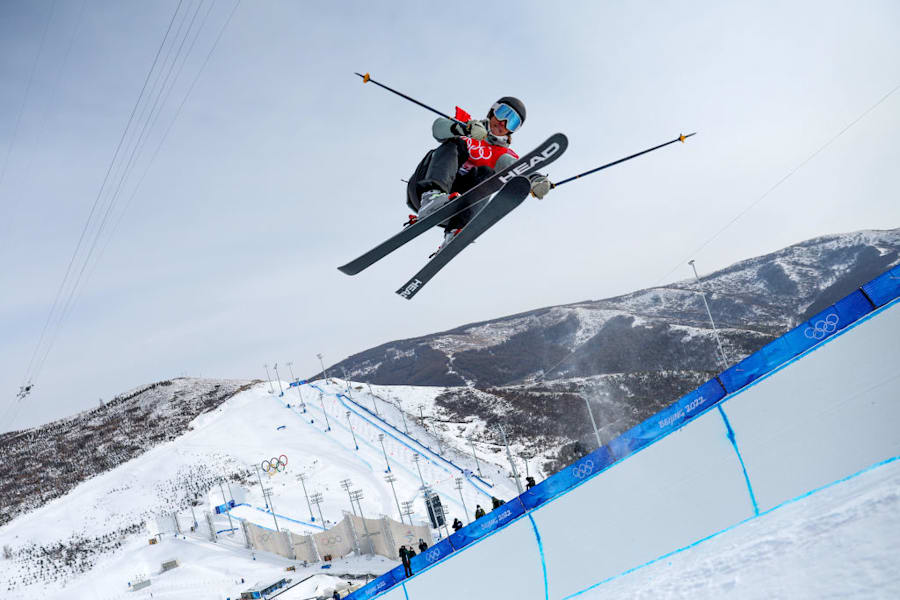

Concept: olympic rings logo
[[426, 549, 441, 562], [572, 460, 595, 480], [262, 454, 288, 473], [804, 313, 839, 340], [465, 138, 494, 160], [320, 535, 343, 546]]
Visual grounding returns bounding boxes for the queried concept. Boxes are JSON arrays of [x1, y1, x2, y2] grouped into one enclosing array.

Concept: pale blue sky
[[2, 0, 899, 430]]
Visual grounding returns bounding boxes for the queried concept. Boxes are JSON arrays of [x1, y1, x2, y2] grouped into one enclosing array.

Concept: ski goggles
[[491, 102, 523, 132]]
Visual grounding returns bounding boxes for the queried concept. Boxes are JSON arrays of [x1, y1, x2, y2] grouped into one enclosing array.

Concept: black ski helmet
[[489, 96, 526, 127]]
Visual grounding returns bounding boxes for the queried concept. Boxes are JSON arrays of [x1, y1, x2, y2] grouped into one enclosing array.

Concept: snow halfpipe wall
[[347, 265, 900, 599]]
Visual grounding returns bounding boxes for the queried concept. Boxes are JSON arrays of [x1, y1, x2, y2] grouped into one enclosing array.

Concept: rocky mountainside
[[0, 378, 255, 528], [317, 229, 900, 472]]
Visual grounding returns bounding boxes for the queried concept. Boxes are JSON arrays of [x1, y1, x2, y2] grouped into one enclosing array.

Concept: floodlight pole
[[584, 396, 603, 450], [286, 361, 306, 410], [346, 411, 359, 450], [455, 477, 470, 523], [264, 487, 280, 532], [412, 453, 426, 489], [273, 364, 285, 396], [468, 436, 483, 477], [263, 364, 274, 394], [689, 260, 730, 370], [396, 400, 410, 434], [351, 489, 375, 554], [299, 473, 315, 521], [385, 473, 404, 523], [219, 481, 234, 534], [378, 433, 391, 472], [340, 479, 358, 517], [366, 383, 381, 416], [498, 424, 524, 495], [254, 464, 268, 508], [401, 500, 416, 525], [316, 353, 329, 383], [311, 492, 326, 526], [319, 392, 331, 431]]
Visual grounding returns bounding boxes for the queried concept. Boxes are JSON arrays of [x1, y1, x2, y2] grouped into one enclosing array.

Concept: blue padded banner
[[862, 264, 900, 307], [609, 377, 725, 459], [349, 566, 404, 599], [720, 291, 872, 392], [344, 267, 897, 600], [410, 537, 454, 572], [449, 497, 526, 551], [521, 446, 613, 510]]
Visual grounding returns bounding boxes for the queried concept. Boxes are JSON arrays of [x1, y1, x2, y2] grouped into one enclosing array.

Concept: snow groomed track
[[346, 264, 900, 599]]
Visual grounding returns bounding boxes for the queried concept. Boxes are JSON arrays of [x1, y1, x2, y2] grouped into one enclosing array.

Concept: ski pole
[[355, 72, 466, 126], [552, 132, 696, 188]]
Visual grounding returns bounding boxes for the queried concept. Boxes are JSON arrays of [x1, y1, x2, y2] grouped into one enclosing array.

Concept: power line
[[0, 0, 58, 256], [15, 0, 186, 406], [30, 0, 241, 384], [533, 80, 900, 385], [654, 80, 900, 287]]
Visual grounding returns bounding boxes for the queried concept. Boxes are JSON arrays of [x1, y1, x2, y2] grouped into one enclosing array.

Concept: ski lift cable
[[68, 0, 220, 317], [29, 0, 241, 386], [0, 0, 57, 242], [37, 0, 209, 340], [18, 0, 187, 392], [533, 80, 900, 385], [0, 0, 88, 261], [654, 79, 900, 288]]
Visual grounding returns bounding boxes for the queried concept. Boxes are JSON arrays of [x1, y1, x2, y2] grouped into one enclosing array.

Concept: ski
[[396, 176, 531, 300], [338, 133, 568, 276]]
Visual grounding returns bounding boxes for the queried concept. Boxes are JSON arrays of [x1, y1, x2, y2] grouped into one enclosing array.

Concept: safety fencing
[[345, 263, 900, 599], [294, 380, 494, 496], [239, 512, 432, 564]]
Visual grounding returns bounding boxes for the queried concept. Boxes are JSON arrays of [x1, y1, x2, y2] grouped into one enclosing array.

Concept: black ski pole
[[552, 132, 696, 188], [355, 72, 466, 126]]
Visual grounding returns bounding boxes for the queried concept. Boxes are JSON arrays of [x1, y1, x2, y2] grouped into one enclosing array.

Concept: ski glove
[[466, 120, 488, 141], [530, 175, 551, 199]]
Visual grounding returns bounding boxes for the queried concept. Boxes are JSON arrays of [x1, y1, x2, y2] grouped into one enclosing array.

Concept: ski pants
[[406, 138, 494, 230]]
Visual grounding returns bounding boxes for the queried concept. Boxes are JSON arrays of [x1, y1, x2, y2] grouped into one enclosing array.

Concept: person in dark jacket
[[452, 517, 463, 532], [491, 496, 506, 509], [332, 590, 341, 600], [418, 539, 428, 552], [526, 476, 537, 490], [399, 545, 412, 577], [474, 505, 486, 519]]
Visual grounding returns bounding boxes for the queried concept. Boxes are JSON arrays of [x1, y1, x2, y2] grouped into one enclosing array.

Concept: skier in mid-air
[[406, 96, 551, 252]]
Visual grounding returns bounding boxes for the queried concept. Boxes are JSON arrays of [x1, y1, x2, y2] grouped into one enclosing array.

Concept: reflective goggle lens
[[492, 103, 522, 132]]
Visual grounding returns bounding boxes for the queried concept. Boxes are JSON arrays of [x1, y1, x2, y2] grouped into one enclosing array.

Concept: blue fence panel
[[449, 497, 526, 551], [344, 268, 898, 600], [609, 378, 725, 459], [521, 446, 613, 511], [862, 264, 900, 307], [720, 290, 872, 392], [348, 565, 405, 599], [410, 537, 454, 572]]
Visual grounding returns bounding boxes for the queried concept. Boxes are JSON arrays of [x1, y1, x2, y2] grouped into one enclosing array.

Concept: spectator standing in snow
[[452, 518, 463, 532], [474, 505, 486, 519], [399, 545, 413, 577], [418, 538, 428, 553]]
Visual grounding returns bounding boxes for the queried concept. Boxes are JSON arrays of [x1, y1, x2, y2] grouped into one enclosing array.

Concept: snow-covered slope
[[328, 229, 900, 387], [352, 287, 900, 600], [0, 380, 519, 599], [325, 228, 900, 474]]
